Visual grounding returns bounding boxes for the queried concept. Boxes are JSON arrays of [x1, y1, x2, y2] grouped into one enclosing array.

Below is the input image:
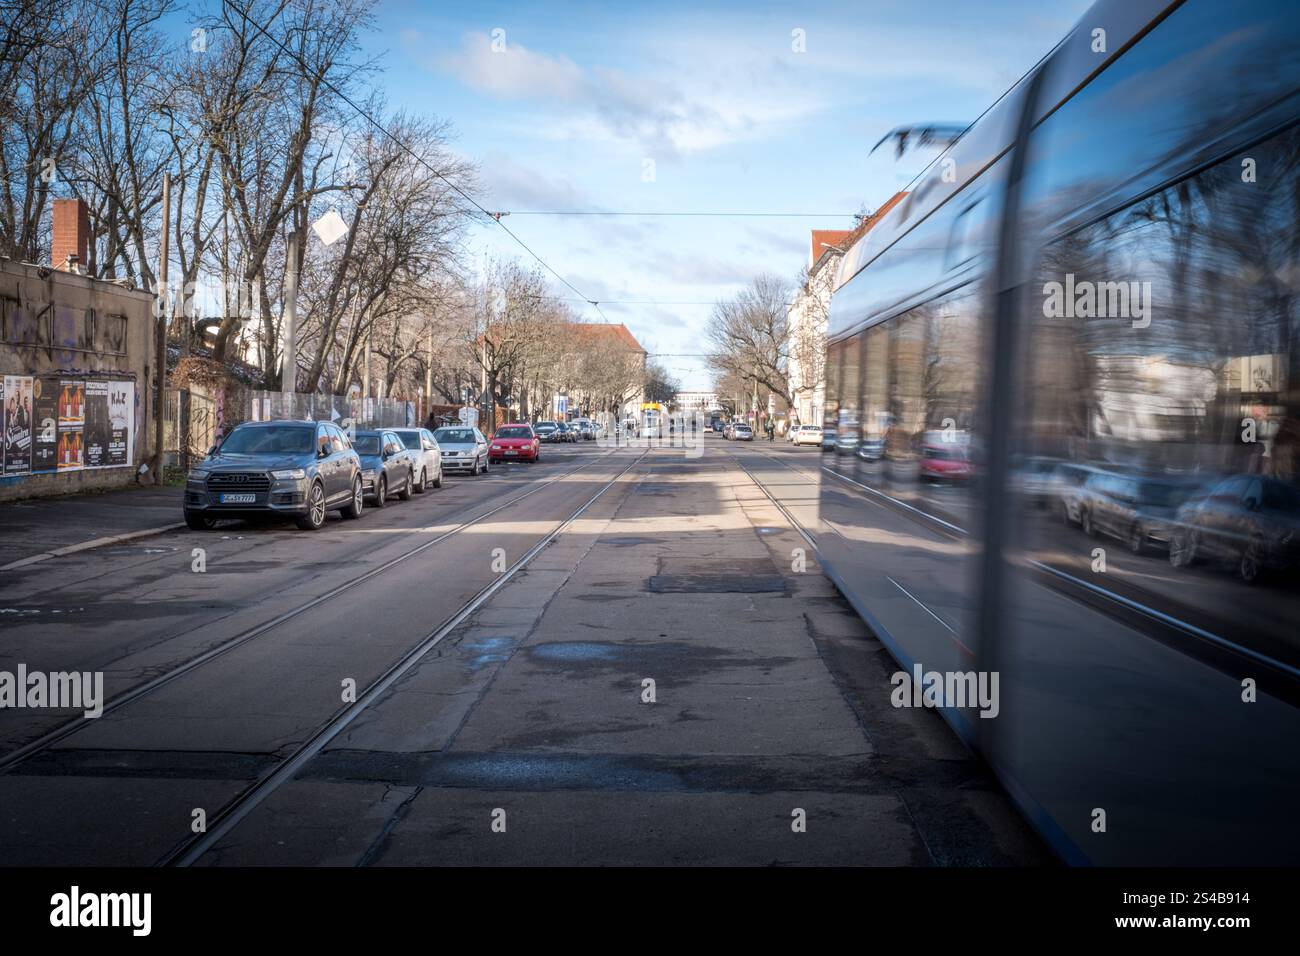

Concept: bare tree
[[706, 273, 791, 405]]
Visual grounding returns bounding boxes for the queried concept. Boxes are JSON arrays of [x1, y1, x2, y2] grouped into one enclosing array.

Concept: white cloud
[[434, 31, 824, 157]]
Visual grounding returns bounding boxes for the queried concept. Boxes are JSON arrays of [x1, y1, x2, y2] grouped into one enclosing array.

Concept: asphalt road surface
[[0, 436, 1049, 866]]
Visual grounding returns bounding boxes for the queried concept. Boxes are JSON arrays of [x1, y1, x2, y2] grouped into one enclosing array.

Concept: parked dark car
[[432, 426, 490, 474], [354, 429, 417, 508], [1074, 471, 1196, 553], [534, 421, 560, 443], [835, 429, 861, 457], [184, 420, 363, 531], [856, 436, 886, 461], [1169, 475, 1300, 582]]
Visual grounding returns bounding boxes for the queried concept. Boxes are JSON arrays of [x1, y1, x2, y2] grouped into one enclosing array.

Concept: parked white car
[[793, 424, 824, 446], [432, 426, 491, 475], [392, 428, 444, 492]]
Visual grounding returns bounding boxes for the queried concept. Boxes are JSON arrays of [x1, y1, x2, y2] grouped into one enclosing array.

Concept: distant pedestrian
[[766, 419, 774, 442]]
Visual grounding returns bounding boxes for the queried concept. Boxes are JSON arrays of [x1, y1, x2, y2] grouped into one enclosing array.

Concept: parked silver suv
[[184, 420, 364, 531]]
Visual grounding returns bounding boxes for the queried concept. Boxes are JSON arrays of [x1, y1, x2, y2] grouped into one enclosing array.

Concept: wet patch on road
[[8, 748, 277, 780], [304, 749, 881, 794], [522, 640, 799, 685], [600, 536, 667, 547], [647, 555, 786, 593]]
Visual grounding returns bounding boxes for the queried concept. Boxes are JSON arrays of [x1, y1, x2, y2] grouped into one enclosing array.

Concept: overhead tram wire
[[221, 0, 611, 324]]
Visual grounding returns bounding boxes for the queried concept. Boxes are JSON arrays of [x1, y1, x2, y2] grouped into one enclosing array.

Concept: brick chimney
[[52, 198, 91, 273]]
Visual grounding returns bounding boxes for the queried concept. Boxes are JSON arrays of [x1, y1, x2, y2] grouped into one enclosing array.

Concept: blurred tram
[[819, 0, 1300, 864], [640, 402, 666, 439]]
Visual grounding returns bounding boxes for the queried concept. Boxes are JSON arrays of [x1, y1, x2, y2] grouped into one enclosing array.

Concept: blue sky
[[368, 0, 1092, 389]]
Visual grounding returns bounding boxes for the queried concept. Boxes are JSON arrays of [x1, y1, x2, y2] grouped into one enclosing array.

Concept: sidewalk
[[0, 483, 184, 571]]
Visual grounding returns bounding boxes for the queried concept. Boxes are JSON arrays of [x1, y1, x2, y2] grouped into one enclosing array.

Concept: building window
[[1, 296, 46, 346], [96, 312, 127, 355]]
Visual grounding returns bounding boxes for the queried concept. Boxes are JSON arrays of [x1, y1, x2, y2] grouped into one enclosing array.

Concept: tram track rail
[[161, 448, 649, 866], [0, 448, 628, 774]]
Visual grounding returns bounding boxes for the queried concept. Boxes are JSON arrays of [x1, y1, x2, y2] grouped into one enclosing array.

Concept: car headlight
[[271, 468, 306, 480], [491, 444, 502, 450], [188, 467, 210, 480]]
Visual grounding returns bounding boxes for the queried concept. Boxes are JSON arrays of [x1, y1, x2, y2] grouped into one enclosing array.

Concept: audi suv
[[184, 420, 364, 531]]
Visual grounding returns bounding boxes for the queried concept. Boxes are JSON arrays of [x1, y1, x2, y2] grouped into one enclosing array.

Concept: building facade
[[672, 391, 718, 414], [786, 193, 908, 427], [0, 199, 156, 501]]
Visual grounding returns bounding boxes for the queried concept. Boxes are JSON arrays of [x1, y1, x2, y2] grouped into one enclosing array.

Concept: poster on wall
[[31, 377, 59, 473], [3, 377, 133, 477], [2, 375, 34, 476], [107, 380, 132, 467], [56, 426, 83, 471], [58, 379, 84, 426], [57, 378, 84, 472], [84, 381, 109, 468]]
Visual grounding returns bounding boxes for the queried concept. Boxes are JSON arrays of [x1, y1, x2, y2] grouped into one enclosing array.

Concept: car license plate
[[219, 493, 256, 504], [505, 449, 517, 455]]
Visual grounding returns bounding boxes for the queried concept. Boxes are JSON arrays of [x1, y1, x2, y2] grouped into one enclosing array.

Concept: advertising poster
[[84, 380, 109, 468], [0, 377, 132, 478], [2, 375, 34, 476], [107, 380, 133, 467], [31, 376, 59, 473], [58, 379, 84, 426], [57, 427, 84, 471], [57, 378, 84, 472]]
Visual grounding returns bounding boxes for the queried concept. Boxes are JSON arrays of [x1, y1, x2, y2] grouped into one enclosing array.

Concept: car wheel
[[1169, 528, 1198, 568], [433, 465, 443, 488], [413, 468, 426, 494], [1127, 523, 1145, 554], [1238, 544, 1262, 583], [373, 475, 387, 508], [1081, 509, 1095, 538], [296, 481, 328, 530], [184, 511, 217, 531], [340, 477, 364, 520], [397, 469, 413, 500], [481, 458, 488, 474]]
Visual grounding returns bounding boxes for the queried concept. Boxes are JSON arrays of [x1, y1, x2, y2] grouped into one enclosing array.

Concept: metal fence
[[246, 390, 417, 430], [163, 388, 216, 468]]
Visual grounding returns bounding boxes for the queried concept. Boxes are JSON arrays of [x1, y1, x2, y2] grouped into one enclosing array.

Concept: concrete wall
[[0, 259, 156, 501]]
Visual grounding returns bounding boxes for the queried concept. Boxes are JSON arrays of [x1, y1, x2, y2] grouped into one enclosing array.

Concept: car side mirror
[[317, 445, 329, 459]]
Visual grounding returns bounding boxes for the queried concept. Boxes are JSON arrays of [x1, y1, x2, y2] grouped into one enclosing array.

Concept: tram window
[[879, 286, 981, 519], [859, 324, 889, 487], [841, 326, 861, 441], [1019, 122, 1300, 666], [825, 337, 844, 429]]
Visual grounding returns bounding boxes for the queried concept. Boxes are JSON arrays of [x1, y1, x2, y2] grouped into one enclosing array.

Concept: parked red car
[[920, 442, 973, 482], [489, 423, 541, 463]]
